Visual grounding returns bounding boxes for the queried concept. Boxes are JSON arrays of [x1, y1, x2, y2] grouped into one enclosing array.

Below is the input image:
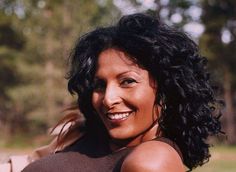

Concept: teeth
[[107, 112, 131, 120]]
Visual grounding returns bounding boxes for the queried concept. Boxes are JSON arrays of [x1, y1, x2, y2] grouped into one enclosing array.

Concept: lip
[[106, 111, 133, 124]]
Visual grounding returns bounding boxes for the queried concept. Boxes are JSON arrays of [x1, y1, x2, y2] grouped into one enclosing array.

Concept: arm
[[0, 155, 30, 172], [0, 125, 82, 172], [121, 141, 185, 172]]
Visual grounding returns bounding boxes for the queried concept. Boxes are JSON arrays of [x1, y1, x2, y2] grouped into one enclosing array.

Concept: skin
[[92, 48, 184, 171], [92, 48, 159, 147], [121, 141, 185, 172]]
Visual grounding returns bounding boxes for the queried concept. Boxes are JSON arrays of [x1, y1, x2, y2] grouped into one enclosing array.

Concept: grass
[[193, 145, 236, 172], [0, 133, 52, 149]]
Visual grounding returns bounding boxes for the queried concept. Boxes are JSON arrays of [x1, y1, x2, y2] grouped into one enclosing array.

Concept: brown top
[[22, 135, 182, 172]]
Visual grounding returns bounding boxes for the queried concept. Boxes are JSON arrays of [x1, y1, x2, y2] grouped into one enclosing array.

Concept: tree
[[0, 7, 27, 136], [0, 0, 121, 140], [199, 0, 236, 144]]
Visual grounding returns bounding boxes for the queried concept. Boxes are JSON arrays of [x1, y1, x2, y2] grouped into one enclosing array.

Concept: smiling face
[[92, 48, 159, 147]]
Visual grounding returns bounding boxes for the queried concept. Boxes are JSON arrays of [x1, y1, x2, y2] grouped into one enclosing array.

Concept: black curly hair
[[67, 13, 222, 171]]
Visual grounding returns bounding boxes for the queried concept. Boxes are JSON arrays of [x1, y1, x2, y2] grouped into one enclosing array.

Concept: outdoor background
[[0, 0, 235, 171]]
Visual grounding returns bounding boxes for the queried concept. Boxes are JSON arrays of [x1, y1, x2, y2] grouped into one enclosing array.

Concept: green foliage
[[200, 0, 236, 56], [0, 12, 25, 49], [0, 47, 19, 92], [0, 9, 26, 130], [0, 0, 120, 139], [199, 0, 236, 144], [199, 0, 236, 85]]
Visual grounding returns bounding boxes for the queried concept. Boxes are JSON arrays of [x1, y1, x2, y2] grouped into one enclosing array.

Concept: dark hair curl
[[67, 13, 222, 171]]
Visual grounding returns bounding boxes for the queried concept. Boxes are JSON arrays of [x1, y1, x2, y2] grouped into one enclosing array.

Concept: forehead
[[95, 48, 157, 88], [96, 48, 141, 72]]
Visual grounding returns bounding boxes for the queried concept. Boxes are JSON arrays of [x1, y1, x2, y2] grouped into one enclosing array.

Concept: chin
[[108, 126, 140, 142], [108, 128, 132, 140]]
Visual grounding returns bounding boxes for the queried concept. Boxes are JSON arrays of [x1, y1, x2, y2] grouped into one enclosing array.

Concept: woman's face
[[92, 48, 159, 146]]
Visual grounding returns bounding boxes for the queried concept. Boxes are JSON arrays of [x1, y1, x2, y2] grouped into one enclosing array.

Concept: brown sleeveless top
[[22, 134, 182, 172]]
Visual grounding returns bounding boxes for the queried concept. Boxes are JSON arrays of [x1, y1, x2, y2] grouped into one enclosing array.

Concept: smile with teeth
[[107, 112, 132, 120]]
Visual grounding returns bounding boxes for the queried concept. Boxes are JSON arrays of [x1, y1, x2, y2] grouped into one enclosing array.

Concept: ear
[[152, 104, 161, 122], [148, 73, 157, 89], [157, 104, 162, 116], [153, 104, 161, 119]]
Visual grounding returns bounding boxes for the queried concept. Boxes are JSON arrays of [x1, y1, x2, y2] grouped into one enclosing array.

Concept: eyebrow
[[94, 70, 141, 80], [116, 70, 140, 78]]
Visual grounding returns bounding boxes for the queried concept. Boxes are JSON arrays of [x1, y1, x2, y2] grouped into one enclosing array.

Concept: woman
[[22, 13, 222, 172]]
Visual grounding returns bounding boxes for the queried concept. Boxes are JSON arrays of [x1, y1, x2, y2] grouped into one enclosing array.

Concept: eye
[[120, 78, 137, 86], [93, 80, 106, 92]]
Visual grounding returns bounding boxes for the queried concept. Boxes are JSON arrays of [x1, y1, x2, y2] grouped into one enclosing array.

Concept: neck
[[109, 123, 161, 152]]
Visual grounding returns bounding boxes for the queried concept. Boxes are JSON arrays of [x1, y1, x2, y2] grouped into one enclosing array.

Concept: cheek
[[92, 93, 101, 112], [130, 88, 156, 109], [134, 74, 157, 105]]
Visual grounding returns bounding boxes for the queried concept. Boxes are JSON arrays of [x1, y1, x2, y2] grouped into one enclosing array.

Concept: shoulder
[[22, 152, 80, 172], [121, 140, 185, 172], [22, 153, 64, 172]]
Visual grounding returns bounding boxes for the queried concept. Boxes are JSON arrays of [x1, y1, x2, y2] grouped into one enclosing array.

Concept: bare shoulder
[[121, 140, 185, 172]]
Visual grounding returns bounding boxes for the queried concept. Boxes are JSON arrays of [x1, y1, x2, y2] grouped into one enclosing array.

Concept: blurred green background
[[0, 0, 236, 171]]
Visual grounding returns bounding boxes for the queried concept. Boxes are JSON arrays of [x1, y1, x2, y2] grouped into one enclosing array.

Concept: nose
[[102, 84, 122, 108]]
